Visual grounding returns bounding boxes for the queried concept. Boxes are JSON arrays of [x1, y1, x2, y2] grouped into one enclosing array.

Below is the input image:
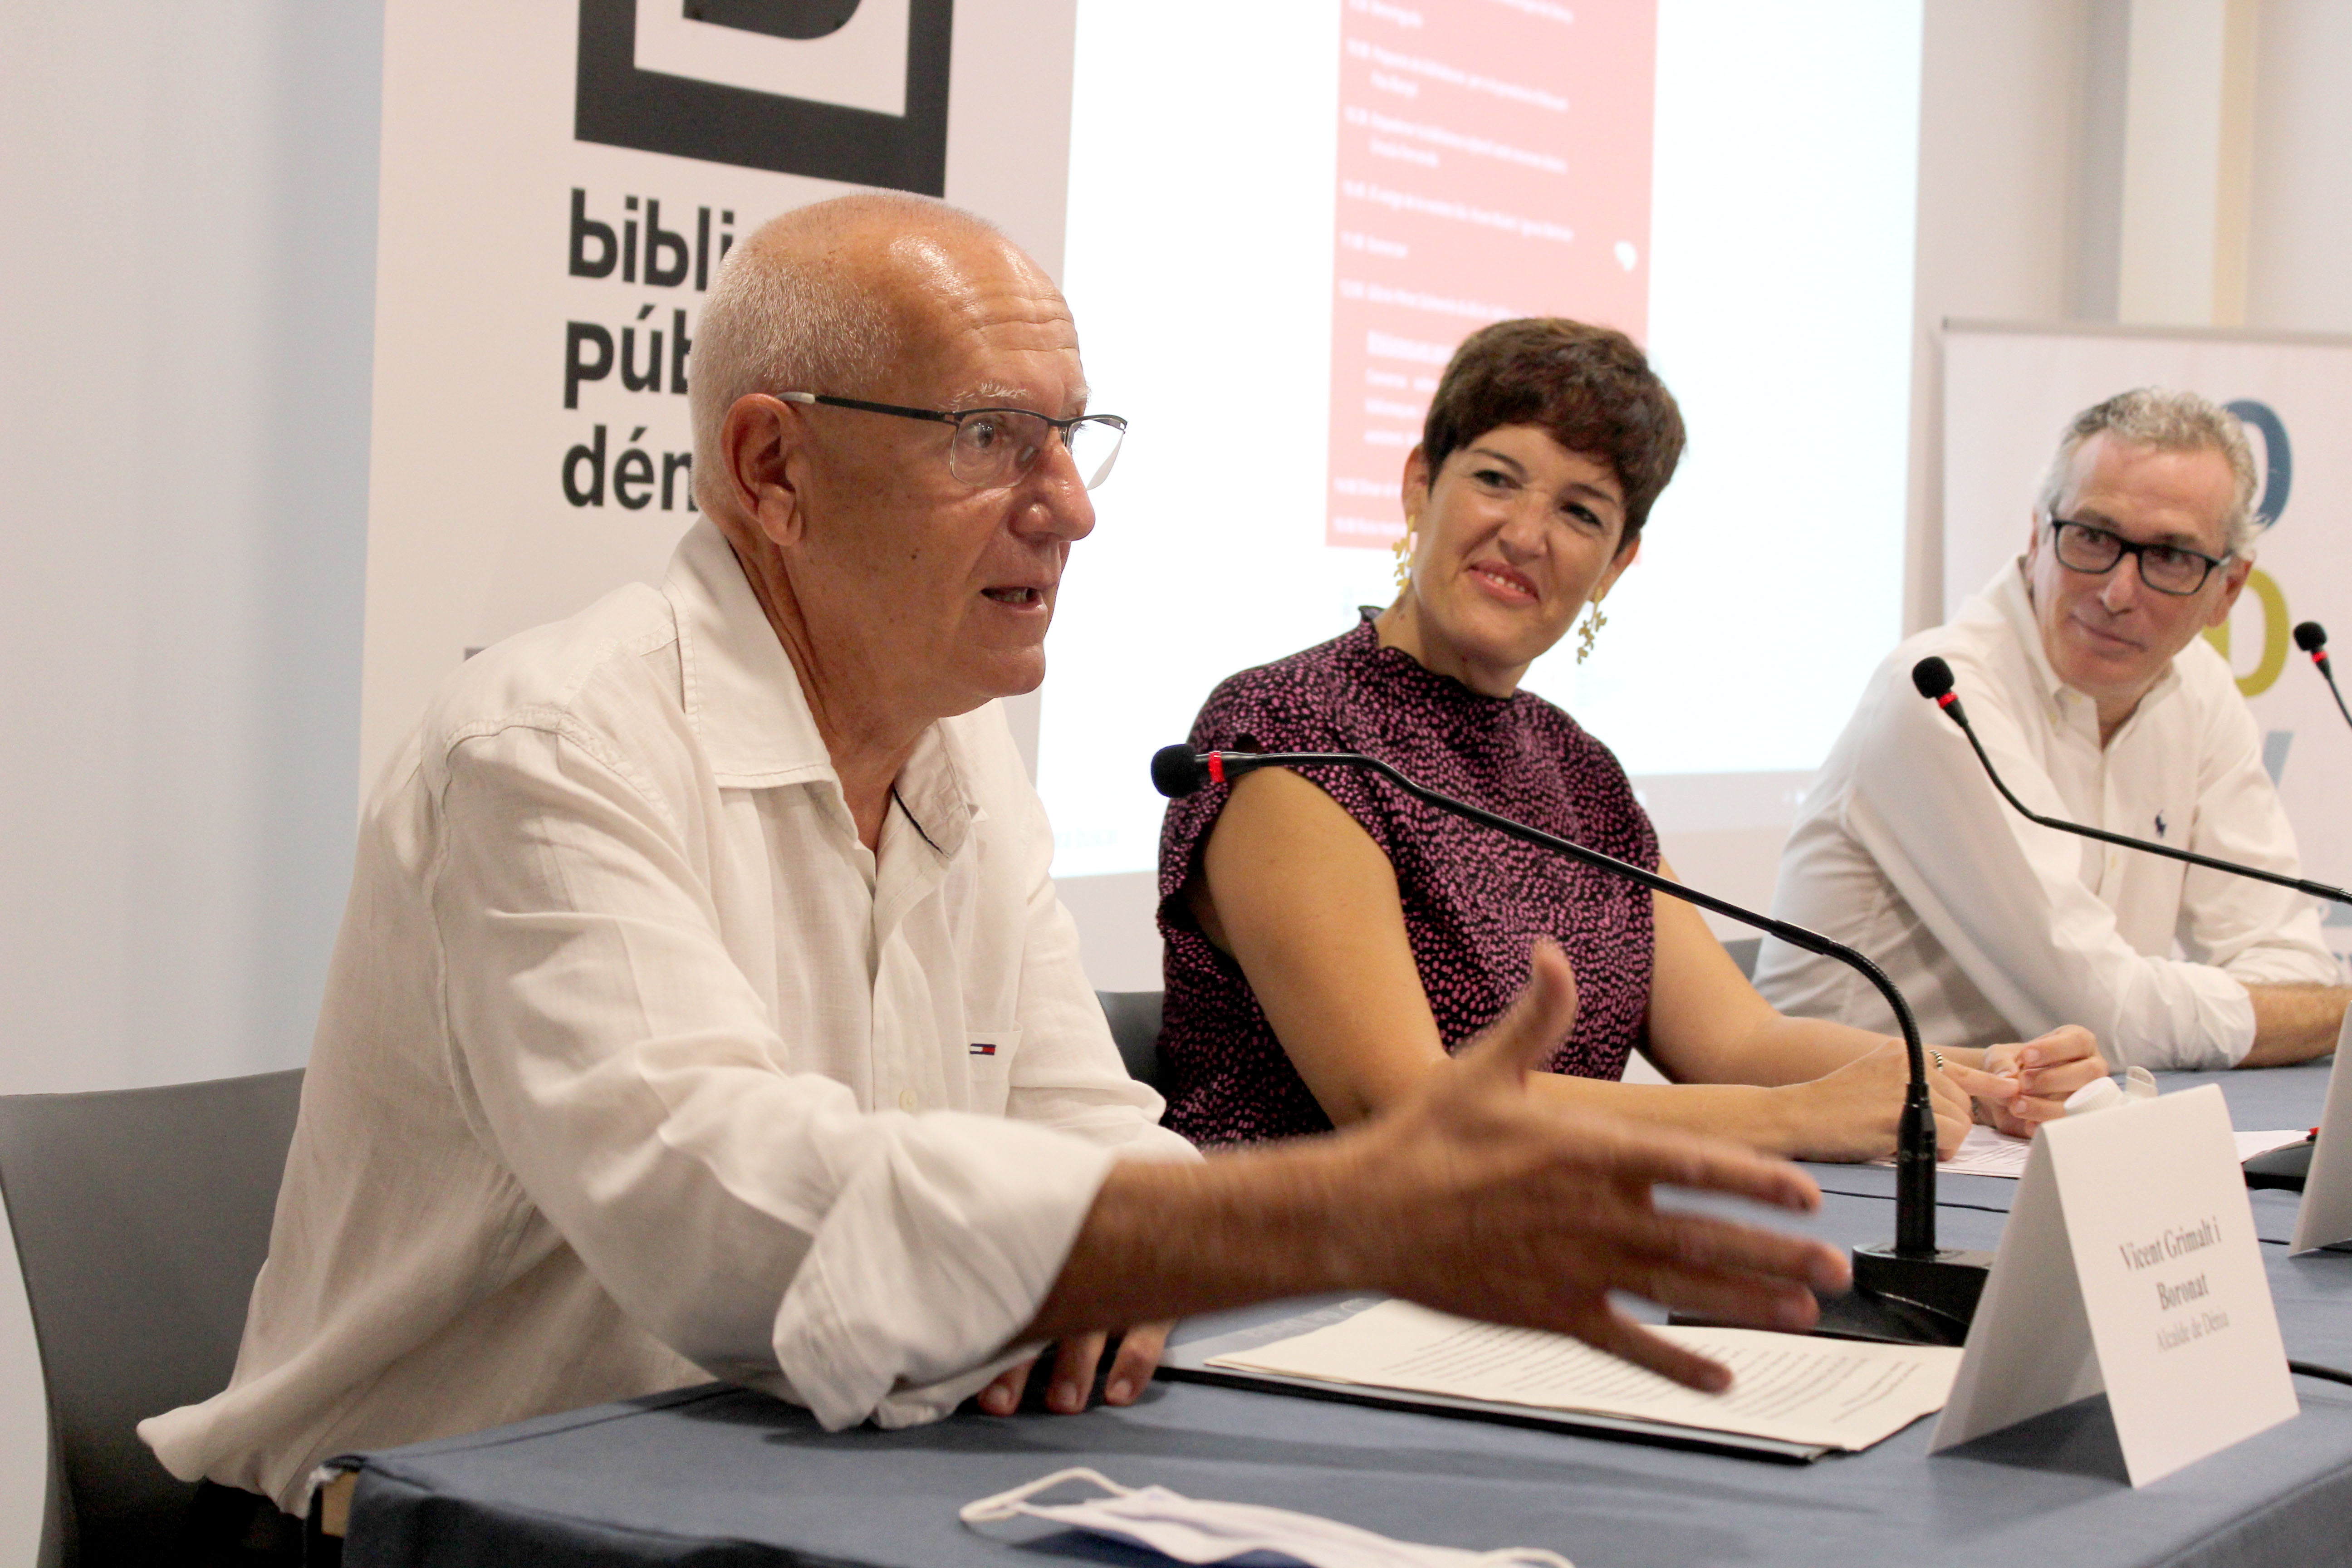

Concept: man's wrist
[[1236, 1132, 1394, 1298]]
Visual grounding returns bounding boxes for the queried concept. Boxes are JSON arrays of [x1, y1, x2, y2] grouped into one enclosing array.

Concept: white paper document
[[1869, 1125, 2310, 1181], [1206, 1300, 1961, 1451]]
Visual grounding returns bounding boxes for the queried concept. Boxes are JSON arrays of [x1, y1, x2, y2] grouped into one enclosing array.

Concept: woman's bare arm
[[1193, 767, 1965, 1152]]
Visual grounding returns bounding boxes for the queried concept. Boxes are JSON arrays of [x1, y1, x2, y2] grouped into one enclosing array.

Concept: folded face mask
[[961, 1467, 1574, 1568], [2065, 1065, 2159, 1117]]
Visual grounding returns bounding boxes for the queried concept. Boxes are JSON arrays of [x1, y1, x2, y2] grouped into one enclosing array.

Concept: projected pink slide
[[1326, 0, 1656, 549]]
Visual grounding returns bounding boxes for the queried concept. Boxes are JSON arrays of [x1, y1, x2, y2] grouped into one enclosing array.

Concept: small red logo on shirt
[[969, 1042, 996, 1056]]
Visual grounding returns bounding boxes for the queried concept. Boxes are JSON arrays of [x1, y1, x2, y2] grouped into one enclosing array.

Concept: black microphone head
[[1151, 744, 1208, 799], [2296, 621, 2328, 654], [1911, 657, 1955, 701]]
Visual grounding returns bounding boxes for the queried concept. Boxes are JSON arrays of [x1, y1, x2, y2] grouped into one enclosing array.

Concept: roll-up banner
[[358, 0, 1077, 790], [1942, 321, 2352, 960]]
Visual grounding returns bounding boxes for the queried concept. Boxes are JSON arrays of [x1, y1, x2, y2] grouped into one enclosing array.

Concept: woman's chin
[[1423, 600, 1565, 681]]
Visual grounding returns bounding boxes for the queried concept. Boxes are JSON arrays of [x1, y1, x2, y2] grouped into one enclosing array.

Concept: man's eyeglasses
[[2045, 517, 2229, 597], [779, 392, 1126, 490]]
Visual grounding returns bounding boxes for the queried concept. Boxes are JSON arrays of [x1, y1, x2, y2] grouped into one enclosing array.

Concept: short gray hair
[[688, 192, 1001, 510], [2035, 387, 2260, 556]]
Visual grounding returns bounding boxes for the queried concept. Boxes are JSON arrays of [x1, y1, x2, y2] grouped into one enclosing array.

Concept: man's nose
[[1015, 440, 1096, 542], [2099, 551, 2147, 610]]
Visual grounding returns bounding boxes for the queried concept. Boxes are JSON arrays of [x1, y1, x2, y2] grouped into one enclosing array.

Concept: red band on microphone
[[1936, 693, 1957, 709], [1206, 752, 1226, 786]]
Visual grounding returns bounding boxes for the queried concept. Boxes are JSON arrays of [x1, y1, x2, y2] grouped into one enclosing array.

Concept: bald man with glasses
[[147, 194, 1845, 1545], [1759, 388, 2349, 1075]]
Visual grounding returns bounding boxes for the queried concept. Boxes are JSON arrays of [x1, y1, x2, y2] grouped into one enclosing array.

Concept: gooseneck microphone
[[1152, 742, 1991, 1344], [2294, 622, 2352, 733], [1911, 657, 2352, 908]]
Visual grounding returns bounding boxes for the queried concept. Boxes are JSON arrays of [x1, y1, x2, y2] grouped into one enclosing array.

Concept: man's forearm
[[1016, 943, 1853, 1397], [2242, 984, 2352, 1067], [1021, 1143, 1363, 1341]]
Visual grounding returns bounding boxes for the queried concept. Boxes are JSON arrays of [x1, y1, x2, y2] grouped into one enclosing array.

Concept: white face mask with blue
[[960, 1468, 1577, 1568]]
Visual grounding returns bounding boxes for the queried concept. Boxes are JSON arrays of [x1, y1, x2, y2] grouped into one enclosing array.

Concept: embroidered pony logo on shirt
[[2154, 810, 2170, 841]]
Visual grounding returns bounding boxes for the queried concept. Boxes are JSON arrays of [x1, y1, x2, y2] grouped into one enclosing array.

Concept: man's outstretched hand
[[1012, 940, 1850, 1405], [1337, 941, 1848, 1391]]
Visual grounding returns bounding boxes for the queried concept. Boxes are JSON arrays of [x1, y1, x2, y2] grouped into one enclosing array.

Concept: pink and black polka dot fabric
[[1156, 612, 1660, 1146]]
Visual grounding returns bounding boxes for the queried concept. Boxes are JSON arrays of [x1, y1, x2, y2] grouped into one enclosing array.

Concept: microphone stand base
[[1815, 1246, 1994, 1346]]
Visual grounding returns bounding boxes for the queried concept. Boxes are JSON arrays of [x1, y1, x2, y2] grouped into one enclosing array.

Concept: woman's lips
[[1466, 561, 1538, 603]]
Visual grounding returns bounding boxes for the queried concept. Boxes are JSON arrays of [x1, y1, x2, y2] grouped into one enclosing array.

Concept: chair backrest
[[0, 1069, 304, 1567], [1723, 936, 1762, 980], [1096, 991, 1166, 1093]]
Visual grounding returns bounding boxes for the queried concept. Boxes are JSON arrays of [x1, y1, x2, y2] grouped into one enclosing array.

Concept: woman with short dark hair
[[1156, 318, 2108, 1153]]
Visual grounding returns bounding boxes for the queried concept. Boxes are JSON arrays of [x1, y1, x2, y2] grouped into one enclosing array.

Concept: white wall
[[1903, 0, 2102, 632], [0, 6, 382, 1097], [2247, 0, 2352, 333], [0, 4, 384, 1555]]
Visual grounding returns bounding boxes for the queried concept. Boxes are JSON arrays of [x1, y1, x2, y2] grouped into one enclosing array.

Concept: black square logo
[[576, 0, 953, 193]]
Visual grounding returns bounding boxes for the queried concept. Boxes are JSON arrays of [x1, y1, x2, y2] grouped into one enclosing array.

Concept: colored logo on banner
[[2203, 398, 2294, 698], [574, 0, 952, 192]]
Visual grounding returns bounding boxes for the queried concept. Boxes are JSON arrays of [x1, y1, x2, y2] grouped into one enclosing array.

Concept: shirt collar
[[659, 519, 980, 857], [1989, 555, 2182, 727]]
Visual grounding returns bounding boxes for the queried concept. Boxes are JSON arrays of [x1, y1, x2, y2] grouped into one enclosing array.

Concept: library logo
[[575, 0, 952, 192]]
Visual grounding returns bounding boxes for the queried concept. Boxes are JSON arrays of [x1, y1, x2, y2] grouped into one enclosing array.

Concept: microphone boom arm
[[1931, 698, 2352, 906], [1196, 747, 1945, 1260]]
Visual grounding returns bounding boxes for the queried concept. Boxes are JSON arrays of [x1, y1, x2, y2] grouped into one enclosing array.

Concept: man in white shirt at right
[[1757, 388, 2347, 1071]]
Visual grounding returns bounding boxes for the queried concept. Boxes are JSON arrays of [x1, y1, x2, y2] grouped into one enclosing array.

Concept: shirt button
[[897, 1089, 918, 1112]]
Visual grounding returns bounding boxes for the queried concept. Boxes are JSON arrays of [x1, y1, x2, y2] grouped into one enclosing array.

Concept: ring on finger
[[1929, 1048, 1945, 1074]]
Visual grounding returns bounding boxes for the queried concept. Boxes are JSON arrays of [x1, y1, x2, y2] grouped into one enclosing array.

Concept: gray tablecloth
[[343, 1062, 2352, 1568]]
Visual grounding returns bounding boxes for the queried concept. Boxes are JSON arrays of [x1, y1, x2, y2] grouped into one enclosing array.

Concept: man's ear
[[719, 394, 807, 548], [2206, 555, 2254, 629]]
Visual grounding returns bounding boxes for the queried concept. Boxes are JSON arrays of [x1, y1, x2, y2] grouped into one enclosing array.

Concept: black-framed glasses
[[2046, 517, 2229, 596], [779, 392, 1126, 490]]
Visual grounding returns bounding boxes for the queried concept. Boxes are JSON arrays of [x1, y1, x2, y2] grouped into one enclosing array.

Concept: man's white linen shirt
[[1754, 560, 2338, 1070], [142, 518, 1193, 1513]]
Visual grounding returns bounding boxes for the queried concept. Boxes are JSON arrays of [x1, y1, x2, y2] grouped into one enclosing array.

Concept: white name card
[[2290, 1008, 2352, 1254], [1931, 1084, 2296, 1486]]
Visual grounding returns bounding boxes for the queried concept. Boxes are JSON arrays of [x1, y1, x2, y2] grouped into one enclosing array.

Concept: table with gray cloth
[[338, 1062, 2352, 1568]]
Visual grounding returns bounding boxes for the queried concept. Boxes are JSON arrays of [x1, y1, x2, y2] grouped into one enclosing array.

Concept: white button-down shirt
[[141, 519, 1191, 1512], [1755, 560, 2338, 1070]]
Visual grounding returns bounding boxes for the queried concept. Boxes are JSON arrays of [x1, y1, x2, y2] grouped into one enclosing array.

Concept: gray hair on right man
[[2036, 387, 2262, 557]]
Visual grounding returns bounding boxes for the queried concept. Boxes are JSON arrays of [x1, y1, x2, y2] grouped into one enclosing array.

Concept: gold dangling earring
[[1576, 593, 1608, 664], [1391, 524, 1416, 591]]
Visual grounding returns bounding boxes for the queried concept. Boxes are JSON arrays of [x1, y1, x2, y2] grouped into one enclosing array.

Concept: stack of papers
[[1869, 1125, 2311, 1179], [1206, 1299, 1960, 1452]]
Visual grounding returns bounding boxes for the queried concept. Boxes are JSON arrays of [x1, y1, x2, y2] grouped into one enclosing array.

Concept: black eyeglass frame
[[776, 391, 1127, 488], [2044, 516, 2231, 597]]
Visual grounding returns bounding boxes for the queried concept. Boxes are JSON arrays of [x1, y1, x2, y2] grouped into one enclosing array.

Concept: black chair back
[[1096, 991, 1166, 1093], [0, 1069, 303, 1567]]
